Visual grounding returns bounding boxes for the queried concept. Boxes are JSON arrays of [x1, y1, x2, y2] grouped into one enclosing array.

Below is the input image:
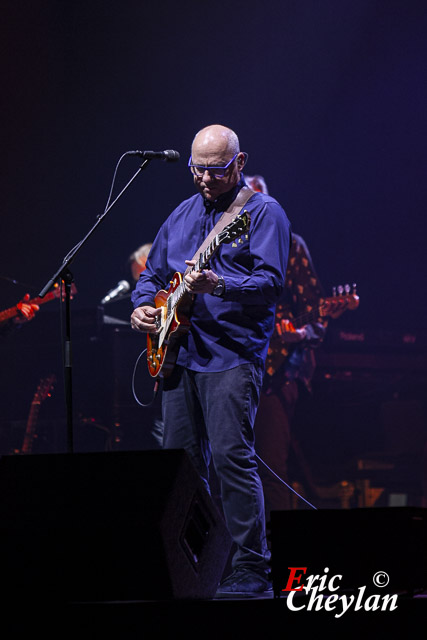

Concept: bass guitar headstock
[[51, 281, 78, 300], [320, 283, 360, 319]]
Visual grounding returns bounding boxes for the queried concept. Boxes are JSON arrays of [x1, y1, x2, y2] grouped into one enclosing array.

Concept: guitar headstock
[[52, 281, 78, 300], [218, 210, 251, 245], [321, 283, 360, 319]]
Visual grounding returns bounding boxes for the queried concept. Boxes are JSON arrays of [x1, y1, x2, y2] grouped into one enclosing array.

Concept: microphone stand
[[38, 158, 151, 453]]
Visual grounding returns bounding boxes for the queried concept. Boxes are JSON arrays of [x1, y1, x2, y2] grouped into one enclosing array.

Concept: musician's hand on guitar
[[15, 294, 39, 324], [276, 319, 307, 343], [131, 305, 161, 333], [184, 260, 218, 294]]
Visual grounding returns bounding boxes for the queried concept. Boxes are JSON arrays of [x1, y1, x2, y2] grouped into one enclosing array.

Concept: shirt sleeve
[[131, 219, 172, 309], [221, 197, 291, 306]]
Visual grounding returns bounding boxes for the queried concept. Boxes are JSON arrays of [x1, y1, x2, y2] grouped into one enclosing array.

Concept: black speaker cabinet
[[270, 508, 427, 597], [0, 449, 232, 602]]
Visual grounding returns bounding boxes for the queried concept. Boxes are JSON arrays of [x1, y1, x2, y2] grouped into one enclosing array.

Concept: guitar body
[[147, 272, 192, 378]]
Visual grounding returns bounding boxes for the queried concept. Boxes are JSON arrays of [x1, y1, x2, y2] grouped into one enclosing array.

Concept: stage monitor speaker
[[0, 449, 232, 602], [269, 507, 427, 597]]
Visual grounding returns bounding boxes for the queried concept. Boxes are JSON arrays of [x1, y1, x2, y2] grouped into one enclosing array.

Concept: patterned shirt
[[265, 233, 327, 389]]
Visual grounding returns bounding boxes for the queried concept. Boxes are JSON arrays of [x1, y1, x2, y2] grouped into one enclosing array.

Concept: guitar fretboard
[[168, 234, 221, 313]]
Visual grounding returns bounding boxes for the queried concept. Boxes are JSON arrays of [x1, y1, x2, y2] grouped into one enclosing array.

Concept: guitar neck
[[194, 233, 221, 271], [165, 211, 250, 321], [21, 402, 41, 454], [169, 232, 223, 309], [0, 291, 56, 323], [276, 291, 359, 333], [290, 307, 321, 329], [20, 374, 56, 454]]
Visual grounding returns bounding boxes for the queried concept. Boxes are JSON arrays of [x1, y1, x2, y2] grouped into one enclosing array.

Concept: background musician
[[246, 175, 327, 519]]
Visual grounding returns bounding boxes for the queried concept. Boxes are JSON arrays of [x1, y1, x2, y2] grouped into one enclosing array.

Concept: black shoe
[[215, 568, 272, 598]]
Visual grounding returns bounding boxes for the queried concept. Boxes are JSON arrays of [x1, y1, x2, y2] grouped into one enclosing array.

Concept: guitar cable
[[132, 347, 160, 407], [255, 454, 318, 510], [132, 348, 317, 510]]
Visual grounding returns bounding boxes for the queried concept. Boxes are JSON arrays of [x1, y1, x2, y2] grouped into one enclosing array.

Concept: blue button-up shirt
[[131, 178, 291, 372]]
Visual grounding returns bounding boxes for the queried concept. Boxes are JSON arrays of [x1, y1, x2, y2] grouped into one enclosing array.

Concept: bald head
[[190, 124, 247, 201], [192, 124, 240, 157]]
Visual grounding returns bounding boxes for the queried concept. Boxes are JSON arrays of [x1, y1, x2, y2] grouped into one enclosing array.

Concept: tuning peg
[[332, 286, 337, 296], [337, 285, 344, 295], [352, 283, 357, 293], [238, 238, 243, 243], [344, 284, 350, 294], [232, 242, 237, 247]]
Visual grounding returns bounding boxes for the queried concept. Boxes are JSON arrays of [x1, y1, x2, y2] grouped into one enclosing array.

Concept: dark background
[[1, 1, 426, 502]]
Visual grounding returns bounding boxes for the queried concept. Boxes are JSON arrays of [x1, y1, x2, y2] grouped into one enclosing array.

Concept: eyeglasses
[[188, 152, 239, 178]]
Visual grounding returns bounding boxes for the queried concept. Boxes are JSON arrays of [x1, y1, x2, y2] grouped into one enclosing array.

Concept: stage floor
[[63, 591, 426, 636]]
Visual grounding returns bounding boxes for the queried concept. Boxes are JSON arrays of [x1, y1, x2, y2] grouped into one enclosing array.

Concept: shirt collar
[[203, 176, 246, 214]]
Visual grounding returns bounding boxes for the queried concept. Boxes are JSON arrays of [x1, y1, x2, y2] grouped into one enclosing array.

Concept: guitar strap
[[186, 186, 256, 271]]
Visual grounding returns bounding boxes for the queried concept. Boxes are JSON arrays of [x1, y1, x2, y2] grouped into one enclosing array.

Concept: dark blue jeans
[[162, 363, 269, 576]]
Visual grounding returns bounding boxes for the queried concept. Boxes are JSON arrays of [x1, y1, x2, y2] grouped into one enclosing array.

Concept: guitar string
[[161, 236, 218, 342]]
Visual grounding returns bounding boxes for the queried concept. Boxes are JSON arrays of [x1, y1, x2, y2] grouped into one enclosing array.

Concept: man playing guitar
[[0, 294, 39, 335], [131, 124, 291, 597]]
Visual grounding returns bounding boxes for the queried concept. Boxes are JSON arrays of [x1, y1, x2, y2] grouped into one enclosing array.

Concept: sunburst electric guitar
[[147, 211, 251, 378], [265, 284, 360, 377]]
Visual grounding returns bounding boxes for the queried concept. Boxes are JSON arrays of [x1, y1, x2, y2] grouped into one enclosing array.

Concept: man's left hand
[[184, 260, 218, 294], [15, 294, 39, 324]]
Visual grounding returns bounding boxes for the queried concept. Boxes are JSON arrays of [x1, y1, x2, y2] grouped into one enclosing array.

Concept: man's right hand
[[131, 305, 161, 333]]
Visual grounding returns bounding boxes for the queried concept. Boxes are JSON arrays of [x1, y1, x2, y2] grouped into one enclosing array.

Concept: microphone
[[101, 280, 130, 304], [128, 149, 180, 162]]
